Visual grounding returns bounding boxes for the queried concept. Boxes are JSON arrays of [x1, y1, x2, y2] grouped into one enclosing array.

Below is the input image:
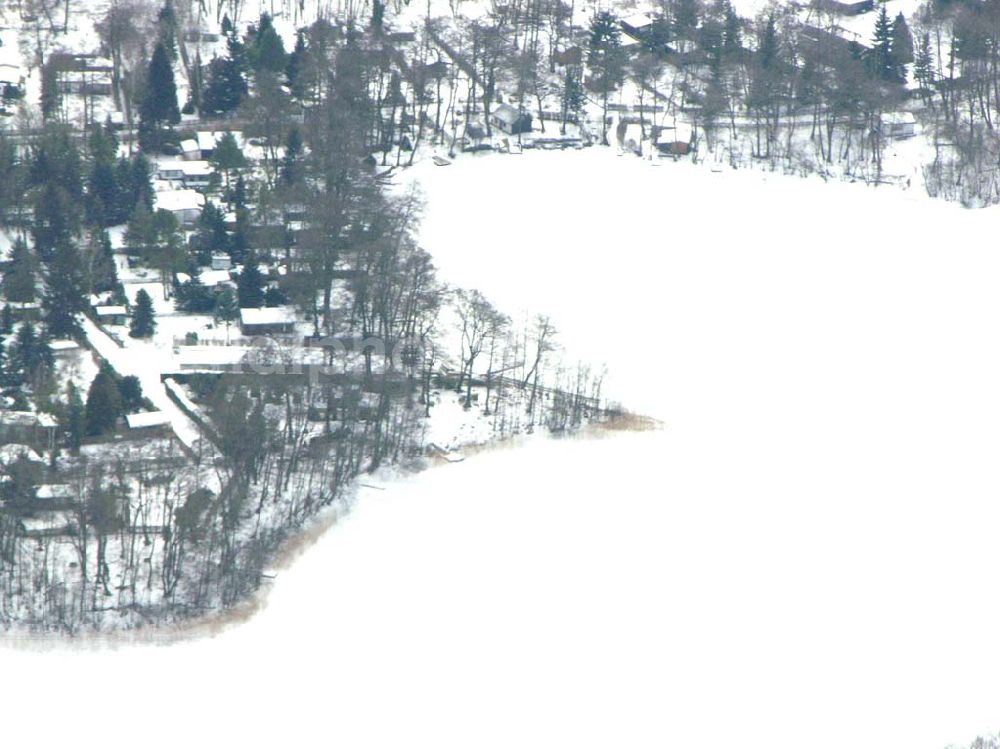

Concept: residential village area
[[0, 0, 991, 630]]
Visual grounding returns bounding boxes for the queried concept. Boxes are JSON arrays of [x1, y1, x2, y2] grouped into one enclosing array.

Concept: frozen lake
[[6, 149, 1000, 749]]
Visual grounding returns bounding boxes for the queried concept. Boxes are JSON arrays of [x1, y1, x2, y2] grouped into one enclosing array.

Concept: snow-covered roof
[[1, 411, 45, 427], [19, 511, 74, 533], [95, 304, 127, 317], [199, 269, 233, 286], [0, 444, 43, 464], [180, 138, 199, 153], [492, 104, 526, 126], [240, 306, 297, 326], [125, 411, 171, 429], [155, 189, 205, 213], [35, 483, 73, 500], [48, 339, 79, 352], [657, 122, 694, 143], [621, 13, 653, 29], [883, 111, 917, 126], [156, 160, 213, 177], [197, 131, 245, 151]]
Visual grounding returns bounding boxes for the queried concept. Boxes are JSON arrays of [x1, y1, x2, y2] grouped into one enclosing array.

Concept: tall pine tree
[[139, 42, 180, 150], [871, 7, 894, 81], [43, 241, 87, 337], [2, 238, 38, 303], [129, 288, 156, 338], [85, 365, 122, 435]]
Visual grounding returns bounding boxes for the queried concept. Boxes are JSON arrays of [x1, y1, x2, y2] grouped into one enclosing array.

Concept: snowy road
[[79, 315, 205, 451]]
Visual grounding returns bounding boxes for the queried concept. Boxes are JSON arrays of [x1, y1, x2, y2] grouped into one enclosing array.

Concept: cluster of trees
[[81, 363, 144, 438], [0, 319, 55, 408]]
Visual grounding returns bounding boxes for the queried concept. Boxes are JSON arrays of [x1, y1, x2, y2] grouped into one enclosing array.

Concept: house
[[18, 510, 75, 538], [0, 412, 57, 449], [198, 268, 235, 288], [798, 24, 869, 59], [48, 339, 80, 355], [125, 411, 171, 433], [239, 306, 297, 336], [883, 111, 917, 139], [7, 301, 41, 322], [155, 160, 213, 188], [621, 14, 654, 42], [211, 253, 232, 271], [94, 304, 128, 325], [34, 483, 74, 507], [185, 30, 220, 43], [812, 0, 874, 16], [655, 122, 694, 155], [47, 53, 114, 96], [490, 104, 532, 136], [179, 138, 201, 160], [0, 443, 44, 467], [154, 188, 205, 227], [416, 60, 449, 79], [196, 130, 245, 159]]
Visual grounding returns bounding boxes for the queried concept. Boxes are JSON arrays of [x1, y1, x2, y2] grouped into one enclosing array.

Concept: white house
[[94, 304, 128, 325], [125, 411, 171, 431], [198, 268, 235, 288], [883, 112, 917, 139], [490, 104, 532, 136], [155, 188, 205, 227], [240, 306, 297, 336], [48, 339, 80, 355], [179, 138, 201, 160], [655, 122, 694, 155], [196, 130, 245, 159], [156, 160, 213, 188]]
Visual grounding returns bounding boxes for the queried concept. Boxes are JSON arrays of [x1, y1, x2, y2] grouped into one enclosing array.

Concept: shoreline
[[0, 410, 663, 648]]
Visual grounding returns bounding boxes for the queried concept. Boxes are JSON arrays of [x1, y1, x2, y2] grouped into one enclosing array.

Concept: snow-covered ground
[[7, 150, 1000, 749], [79, 315, 206, 450]]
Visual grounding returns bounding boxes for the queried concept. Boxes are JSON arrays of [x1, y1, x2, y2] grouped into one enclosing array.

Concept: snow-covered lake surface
[[6, 149, 1000, 749]]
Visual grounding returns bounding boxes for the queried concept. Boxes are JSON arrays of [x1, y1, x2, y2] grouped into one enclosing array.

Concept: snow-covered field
[[6, 149, 1000, 749]]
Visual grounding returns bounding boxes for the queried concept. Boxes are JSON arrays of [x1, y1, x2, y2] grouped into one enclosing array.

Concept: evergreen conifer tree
[[202, 54, 247, 116], [872, 7, 894, 81], [139, 42, 180, 150], [891, 12, 914, 81], [214, 287, 239, 341], [3, 238, 37, 303], [129, 288, 156, 337], [237, 253, 265, 308], [249, 13, 288, 73], [286, 32, 308, 98], [280, 126, 304, 185], [85, 365, 122, 435], [211, 131, 246, 188], [914, 31, 934, 91], [118, 375, 143, 411], [43, 242, 87, 337]]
